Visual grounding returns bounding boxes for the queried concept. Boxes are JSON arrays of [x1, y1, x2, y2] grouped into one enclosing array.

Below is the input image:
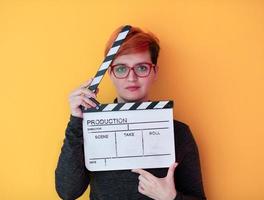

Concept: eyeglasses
[[110, 62, 156, 79]]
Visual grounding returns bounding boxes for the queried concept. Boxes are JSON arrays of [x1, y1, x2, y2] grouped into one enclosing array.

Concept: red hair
[[104, 25, 160, 64]]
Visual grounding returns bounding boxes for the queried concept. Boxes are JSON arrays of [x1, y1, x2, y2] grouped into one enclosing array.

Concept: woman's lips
[[125, 86, 140, 91]]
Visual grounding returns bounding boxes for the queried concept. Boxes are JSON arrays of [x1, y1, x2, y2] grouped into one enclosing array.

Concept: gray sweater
[[55, 115, 206, 200]]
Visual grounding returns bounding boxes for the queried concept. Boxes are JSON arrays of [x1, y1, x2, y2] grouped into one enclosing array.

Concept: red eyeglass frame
[[110, 62, 156, 79]]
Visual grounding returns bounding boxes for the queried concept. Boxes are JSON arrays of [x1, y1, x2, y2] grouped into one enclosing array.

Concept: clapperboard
[[83, 101, 175, 171], [82, 25, 175, 171]]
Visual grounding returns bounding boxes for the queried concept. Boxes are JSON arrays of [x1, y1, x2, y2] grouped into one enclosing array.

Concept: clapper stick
[[81, 25, 132, 111]]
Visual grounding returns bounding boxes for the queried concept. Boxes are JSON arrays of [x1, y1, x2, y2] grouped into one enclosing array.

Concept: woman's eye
[[115, 65, 127, 73], [136, 65, 148, 71]]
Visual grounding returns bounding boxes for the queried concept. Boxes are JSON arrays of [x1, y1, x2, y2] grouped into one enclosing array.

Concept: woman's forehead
[[112, 51, 151, 65]]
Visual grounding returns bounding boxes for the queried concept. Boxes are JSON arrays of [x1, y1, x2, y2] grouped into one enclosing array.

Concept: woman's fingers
[[80, 78, 93, 88], [81, 101, 93, 110], [71, 96, 96, 110], [68, 79, 99, 118], [81, 95, 97, 108], [70, 87, 96, 98], [138, 174, 154, 186], [70, 78, 95, 96], [166, 162, 178, 179], [138, 185, 155, 200], [71, 95, 96, 107], [132, 169, 156, 182], [138, 185, 147, 195], [132, 166, 177, 200]]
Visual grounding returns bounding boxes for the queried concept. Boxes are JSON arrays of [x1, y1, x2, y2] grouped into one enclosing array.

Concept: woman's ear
[[153, 65, 159, 81]]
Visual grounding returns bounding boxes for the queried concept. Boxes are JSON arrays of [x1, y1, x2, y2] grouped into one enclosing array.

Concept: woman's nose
[[127, 68, 138, 81]]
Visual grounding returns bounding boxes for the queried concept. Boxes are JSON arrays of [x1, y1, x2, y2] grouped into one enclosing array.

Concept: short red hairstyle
[[104, 25, 160, 64]]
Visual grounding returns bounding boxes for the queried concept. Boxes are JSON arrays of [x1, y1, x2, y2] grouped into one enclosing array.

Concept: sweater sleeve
[[173, 122, 206, 200], [55, 115, 90, 200]]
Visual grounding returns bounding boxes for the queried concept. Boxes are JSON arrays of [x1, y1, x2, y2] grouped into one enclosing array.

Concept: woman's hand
[[132, 162, 178, 200], [68, 78, 99, 118]]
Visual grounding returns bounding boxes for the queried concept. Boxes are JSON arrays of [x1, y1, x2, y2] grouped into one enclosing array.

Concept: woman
[[55, 25, 206, 200]]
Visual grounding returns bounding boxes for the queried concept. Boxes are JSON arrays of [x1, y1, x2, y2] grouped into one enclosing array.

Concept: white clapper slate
[[82, 100, 175, 171]]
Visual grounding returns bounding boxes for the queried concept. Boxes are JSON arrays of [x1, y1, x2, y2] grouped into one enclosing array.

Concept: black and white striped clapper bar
[[81, 25, 132, 110], [82, 100, 175, 171]]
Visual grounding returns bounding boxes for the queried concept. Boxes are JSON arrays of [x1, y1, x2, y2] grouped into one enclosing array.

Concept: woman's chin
[[118, 94, 146, 102]]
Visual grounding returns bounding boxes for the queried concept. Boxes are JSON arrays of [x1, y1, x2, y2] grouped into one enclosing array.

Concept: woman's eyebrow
[[112, 62, 151, 66], [112, 62, 127, 66]]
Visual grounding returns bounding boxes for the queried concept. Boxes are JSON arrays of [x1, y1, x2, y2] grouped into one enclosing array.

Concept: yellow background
[[0, 0, 263, 199]]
